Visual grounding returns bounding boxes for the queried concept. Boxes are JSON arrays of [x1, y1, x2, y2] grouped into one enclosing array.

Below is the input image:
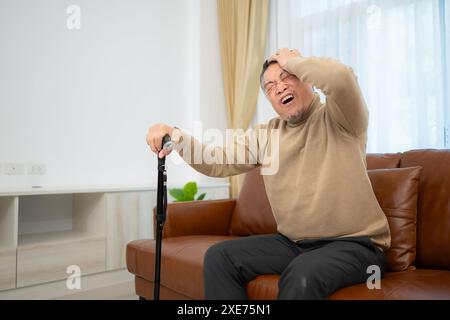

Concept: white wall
[[176, 0, 228, 186], [0, 0, 227, 189]]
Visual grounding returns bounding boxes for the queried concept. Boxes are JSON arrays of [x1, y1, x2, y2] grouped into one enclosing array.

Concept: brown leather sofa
[[126, 149, 450, 299]]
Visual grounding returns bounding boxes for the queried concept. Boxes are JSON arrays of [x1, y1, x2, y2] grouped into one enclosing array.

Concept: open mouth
[[281, 94, 294, 105]]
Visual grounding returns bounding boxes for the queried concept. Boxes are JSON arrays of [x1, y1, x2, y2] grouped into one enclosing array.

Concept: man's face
[[262, 63, 313, 122]]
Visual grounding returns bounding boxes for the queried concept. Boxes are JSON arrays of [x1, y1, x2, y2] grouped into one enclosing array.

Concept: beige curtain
[[217, 0, 269, 198]]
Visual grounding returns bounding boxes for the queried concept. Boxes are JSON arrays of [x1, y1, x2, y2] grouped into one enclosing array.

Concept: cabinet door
[[0, 248, 16, 291], [17, 237, 106, 288], [0, 196, 18, 291], [106, 192, 154, 271]]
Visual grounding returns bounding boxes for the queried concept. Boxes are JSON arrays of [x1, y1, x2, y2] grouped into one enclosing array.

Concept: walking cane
[[154, 134, 173, 300]]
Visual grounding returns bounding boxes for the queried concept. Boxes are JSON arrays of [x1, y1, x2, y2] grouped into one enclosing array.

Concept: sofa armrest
[[153, 199, 236, 238]]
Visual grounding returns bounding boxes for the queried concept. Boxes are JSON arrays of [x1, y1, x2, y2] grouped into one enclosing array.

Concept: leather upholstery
[[366, 153, 402, 169], [400, 150, 450, 270], [367, 167, 421, 271], [135, 276, 192, 300], [230, 168, 277, 236], [127, 150, 450, 300], [246, 275, 280, 300], [158, 199, 235, 238], [330, 269, 450, 300], [247, 269, 450, 300], [127, 235, 238, 299]]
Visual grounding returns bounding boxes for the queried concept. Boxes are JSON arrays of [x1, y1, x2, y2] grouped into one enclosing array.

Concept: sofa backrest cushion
[[368, 166, 422, 271], [366, 153, 402, 169], [400, 149, 450, 270], [230, 168, 277, 236]]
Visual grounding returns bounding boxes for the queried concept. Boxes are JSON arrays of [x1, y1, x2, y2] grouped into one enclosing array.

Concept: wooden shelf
[[17, 235, 107, 288], [0, 247, 16, 291], [18, 230, 104, 248], [0, 197, 17, 249], [0, 182, 229, 197], [0, 244, 15, 251]]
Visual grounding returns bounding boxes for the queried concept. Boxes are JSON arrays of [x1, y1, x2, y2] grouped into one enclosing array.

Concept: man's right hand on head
[[146, 123, 175, 158], [269, 48, 302, 69]]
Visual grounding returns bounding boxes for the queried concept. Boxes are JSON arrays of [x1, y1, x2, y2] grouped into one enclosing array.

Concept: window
[[256, 0, 450, 152]]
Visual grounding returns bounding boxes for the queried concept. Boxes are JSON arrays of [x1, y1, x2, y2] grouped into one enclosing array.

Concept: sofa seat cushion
[[246, 275, 280, 300], [134, 276, 193, 300], [126, 235, 238, 299], [330, 269, 450, 299], [247, 269, 450, 300]]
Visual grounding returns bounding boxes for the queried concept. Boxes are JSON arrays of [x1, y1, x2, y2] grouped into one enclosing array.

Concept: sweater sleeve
[[171, 124, 269, 178], [284, 56, 368, 137]]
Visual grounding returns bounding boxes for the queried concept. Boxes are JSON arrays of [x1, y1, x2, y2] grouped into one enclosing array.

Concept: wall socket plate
[[5, 163, 25, 175], [28, 163, 46, 175]]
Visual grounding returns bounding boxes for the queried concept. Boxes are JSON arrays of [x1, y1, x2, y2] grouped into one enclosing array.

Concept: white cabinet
[[15, 193, 107, 287], [105, 191, 154, 271], [0, 197, 17, 291], [17, 236, 106, 288], [0, 183, 229, 292], [0, 248, 16, 291]]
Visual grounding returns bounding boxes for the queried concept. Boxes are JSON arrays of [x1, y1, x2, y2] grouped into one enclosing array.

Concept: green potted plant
[[169, 181, 206, 202]]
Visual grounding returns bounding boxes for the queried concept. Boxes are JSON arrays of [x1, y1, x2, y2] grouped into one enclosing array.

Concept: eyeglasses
[[263, 71, 294, 95]]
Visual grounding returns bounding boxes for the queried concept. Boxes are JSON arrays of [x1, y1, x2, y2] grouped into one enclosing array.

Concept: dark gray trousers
[[203, 234, 387, 300]]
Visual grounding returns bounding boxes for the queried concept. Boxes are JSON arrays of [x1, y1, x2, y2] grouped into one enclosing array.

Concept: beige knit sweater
[[172, 56, 391, 251]]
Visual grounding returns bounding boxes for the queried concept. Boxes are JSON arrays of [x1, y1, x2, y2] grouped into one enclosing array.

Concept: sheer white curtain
[[255, 0, 450, 153]]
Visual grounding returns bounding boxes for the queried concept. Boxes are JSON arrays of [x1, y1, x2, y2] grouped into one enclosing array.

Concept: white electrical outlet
[[28, 163, 46, 175], [5, 163, 25, 175]]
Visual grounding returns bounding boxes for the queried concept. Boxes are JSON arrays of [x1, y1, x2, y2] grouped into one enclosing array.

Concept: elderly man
[[146, 48, 390, 299]]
